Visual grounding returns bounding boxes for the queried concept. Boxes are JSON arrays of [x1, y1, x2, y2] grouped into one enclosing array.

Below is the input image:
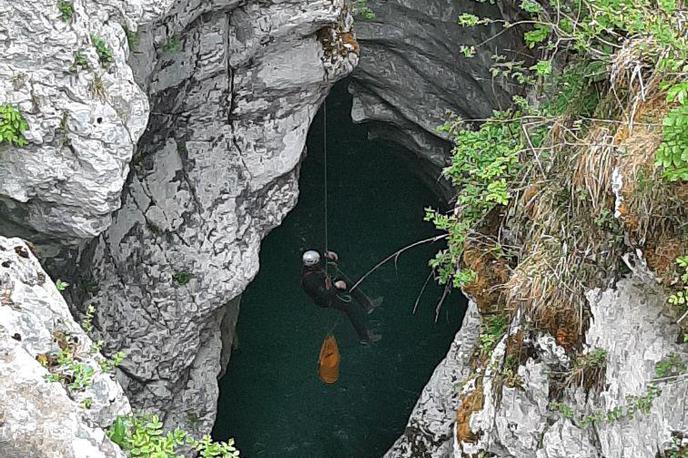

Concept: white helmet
[[302, 250, 320, 266]]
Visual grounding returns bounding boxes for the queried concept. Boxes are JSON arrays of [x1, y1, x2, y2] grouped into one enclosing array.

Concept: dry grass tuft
[[571, 126, 617, 213]]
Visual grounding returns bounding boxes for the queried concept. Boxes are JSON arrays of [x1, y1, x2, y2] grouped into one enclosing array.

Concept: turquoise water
[[213, 82, 466, 457]]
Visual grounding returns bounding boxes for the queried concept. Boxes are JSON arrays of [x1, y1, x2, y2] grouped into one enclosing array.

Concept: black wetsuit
[[301, 260, 374, 341]]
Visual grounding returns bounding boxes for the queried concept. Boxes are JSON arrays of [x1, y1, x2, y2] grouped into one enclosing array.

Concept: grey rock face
[[74, 0, 358, 434], [384, 302, 481, 458], [0, 236, 129, 458], [350, 0, 523, 199], [0, 0, 165, 246], [393, 277, 688, 458]]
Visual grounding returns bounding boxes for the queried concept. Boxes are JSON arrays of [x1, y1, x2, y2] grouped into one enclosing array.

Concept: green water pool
[[212, 82, 467, 457]]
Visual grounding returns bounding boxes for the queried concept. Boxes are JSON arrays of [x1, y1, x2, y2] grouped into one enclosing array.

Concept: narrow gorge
[[1, 0, 687, 457]]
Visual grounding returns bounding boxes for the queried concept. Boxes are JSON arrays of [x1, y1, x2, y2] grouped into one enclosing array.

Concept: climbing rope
[[321, 99, 341, 338], [323, 99, 329, 278]]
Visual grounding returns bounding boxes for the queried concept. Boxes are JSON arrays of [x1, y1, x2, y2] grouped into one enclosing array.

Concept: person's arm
[[324, 250, 339, 262], [305, 270, 339, 301]]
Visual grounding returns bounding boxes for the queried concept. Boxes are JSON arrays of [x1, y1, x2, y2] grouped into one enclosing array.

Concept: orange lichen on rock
[[340, 32, 359, 55], [456, 385, 485, 444]]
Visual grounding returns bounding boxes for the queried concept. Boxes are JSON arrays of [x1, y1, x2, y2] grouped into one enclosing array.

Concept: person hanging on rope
[[301, 250, 382, 344]]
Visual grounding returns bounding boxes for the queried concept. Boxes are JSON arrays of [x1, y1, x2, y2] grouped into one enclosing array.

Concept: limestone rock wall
[[389, 277, 688, 458], [0, 0, 173, 247], [0, 236, 130, 458], [72, 0, 358, 434], [350, 0, 522, 199], [384, 303, 481, 458]]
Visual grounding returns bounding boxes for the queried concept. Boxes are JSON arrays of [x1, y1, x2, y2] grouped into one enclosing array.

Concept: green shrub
[[108, 415, 240, 458], [172, 271, 191, 286], [70, 51, 89, 72], [124, 27, 140, 52], [163, 36, 181, 53], [353, 0, 375, 20], [550, 384, 662, 427], [56, 279, 70, 292], [426, 113, 523, 287], [57, 0, 74, 22], [92, 35, 113, 67], [655, 95, 688, 181], [655, 353, 687, 378], [479, 314, 508, 356], [43, 347, 95, 392], [429, 0, 688, 292], [0, 104, 29, 147]]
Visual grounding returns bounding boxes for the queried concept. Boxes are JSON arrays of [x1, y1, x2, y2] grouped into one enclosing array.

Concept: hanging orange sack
[[318, 335, 340, 384]]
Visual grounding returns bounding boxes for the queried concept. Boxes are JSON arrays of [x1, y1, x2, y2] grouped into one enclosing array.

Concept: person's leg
[[330, 297, 372, 342], [349, 288, 383, 314]]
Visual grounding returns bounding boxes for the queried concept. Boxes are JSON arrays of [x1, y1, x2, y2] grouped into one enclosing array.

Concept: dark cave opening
[[212, 80, 468, 457]]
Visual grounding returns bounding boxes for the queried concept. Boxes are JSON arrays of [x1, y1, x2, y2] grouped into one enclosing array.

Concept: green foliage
[[667, 435, 688, 458], [57, 0, 74, 22], [188, 435, 240, 458], [550, 384, 662, 427], [460, 45, 476, 58], [668, 256, 688, 309], [100, 351, 126, 373], [426, 113, 522, 287], [574, 348, 608, 370], [124, 27, 140, 52], [70, 51, 89, 72], [91, 35, 113, 67], [655, 100, 688, 181], [55, 279, 70, 292], [353, 0, 375, 20], [523, 24, 550, 49], [81, 397, 93, 409], [163, 36, 181, 53], [0, 104, 29, 147], [454, 269, 478, 288], [108, 415, 240, 458], [434, 0, 688, 296], [172, 271, 191, 285], [44, 347, 95, 392], [479, 314, 508, 356], [655, 353, 687, 378], [531, 59, 552, 76], [82, 304, 96, 333], [460, 0, 688, 182]]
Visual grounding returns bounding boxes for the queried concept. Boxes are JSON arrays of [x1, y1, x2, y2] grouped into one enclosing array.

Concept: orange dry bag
[[318, 335, 340, 384]]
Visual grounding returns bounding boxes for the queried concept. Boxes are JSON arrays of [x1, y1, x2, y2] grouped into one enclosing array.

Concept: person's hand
[[325, 277, 333, 289], [334, 280, 347, 290], [324, 251, 339, 262]]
